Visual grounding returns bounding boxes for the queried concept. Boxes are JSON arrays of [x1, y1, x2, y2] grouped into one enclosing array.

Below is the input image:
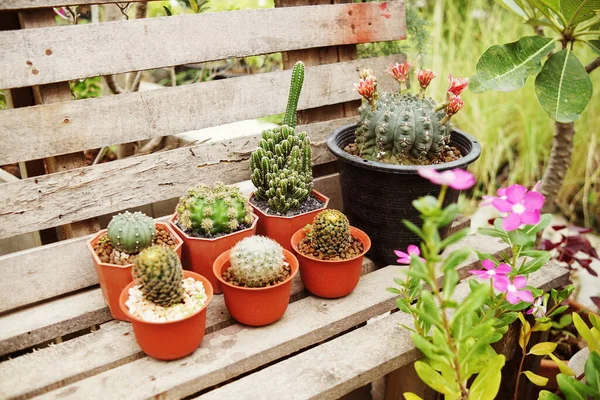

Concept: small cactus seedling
[[227, 236, 287, 288], [107, 211, 155, 254], [176, 183, 252, 236], [250, 61, 313, 214], [353, 62, 467, 164], [132, 245, 184, 307], [309, 209, 351, 258]]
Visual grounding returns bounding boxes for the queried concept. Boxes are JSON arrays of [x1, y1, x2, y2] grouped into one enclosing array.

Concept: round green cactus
[[176, 183, 252, 236], [107, 211, 155, 254], [228, 236, 286, 288], [310, 209, 351, 257], [132, 245, 184, 307]]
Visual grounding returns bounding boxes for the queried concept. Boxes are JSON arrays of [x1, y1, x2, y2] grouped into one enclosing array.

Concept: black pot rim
[[326, 123, 482, 175]]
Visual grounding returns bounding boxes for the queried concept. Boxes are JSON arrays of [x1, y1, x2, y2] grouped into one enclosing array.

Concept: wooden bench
[[0, 1, 569, 399]]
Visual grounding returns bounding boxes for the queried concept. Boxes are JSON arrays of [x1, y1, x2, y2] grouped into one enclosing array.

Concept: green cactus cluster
[[228, 236, 286, 288], [356, 92, 451, 163], [309, 209, 351, 258], [250, 61, 313, 214], [176, 183, 252, 236], [132, 245, 184, 307], [107, 211, 155, 254]]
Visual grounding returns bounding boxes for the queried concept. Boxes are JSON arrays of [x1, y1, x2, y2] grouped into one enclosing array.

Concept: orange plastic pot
[[213, 249, 299, 326], [170, 213, 258, 294], [87, 222, 183, 321], [291, 226, 371, 298], [248, 189, 329, 252], [119, 271, 213, 360]]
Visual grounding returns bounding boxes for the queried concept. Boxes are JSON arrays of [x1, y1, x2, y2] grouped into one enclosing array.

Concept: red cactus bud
[[447, 74, 469, 96], [446, 94, 464, 116], [386, 62, 412, 83], [416, 69, 436, 89], [354, 76, 377, 101]]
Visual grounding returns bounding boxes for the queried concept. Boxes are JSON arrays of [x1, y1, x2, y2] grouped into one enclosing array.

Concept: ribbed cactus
[[309, 210, 351, 258], [107, 211, 155, 254], [132, 245, 184, 307], [250, 61, 313, 214], [228, 236, 286, 288], [176, 183, 252, 236]]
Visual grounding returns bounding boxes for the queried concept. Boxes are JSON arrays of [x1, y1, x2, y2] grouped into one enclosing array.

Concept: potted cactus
[[249, 61, 329, 251], [326, 62, 481, 264], [213, 236, 299, 326], [291, 209, 371, 298], [87, 211, 183, 321], [170, 183, 258, 294], [119, 245, 213, 360]]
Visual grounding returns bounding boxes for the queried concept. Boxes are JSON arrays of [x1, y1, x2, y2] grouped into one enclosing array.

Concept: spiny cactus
[[228, 236, 286, 288], [107, 211, 155, 254], [250, 61, 313, 214], [353, 62, 467, 164], [176, 183, 252, 236], [309, 210, 351, 258], [132, 245, 184, 307]]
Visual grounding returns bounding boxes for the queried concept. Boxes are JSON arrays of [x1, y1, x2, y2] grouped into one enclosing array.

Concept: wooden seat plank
[[0, 0, 150, 10], [196, 262, 569, 400]]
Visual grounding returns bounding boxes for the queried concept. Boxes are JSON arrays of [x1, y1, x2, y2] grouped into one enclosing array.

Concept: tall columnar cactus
[[228, 236, 286, 288], [176, 183, 252, 236], [107, 211, 155, 254], [250, 61, 313, 214], [309, 209, 351, 258], [132, 245, 184, 307], [353, 62, 467, 164]]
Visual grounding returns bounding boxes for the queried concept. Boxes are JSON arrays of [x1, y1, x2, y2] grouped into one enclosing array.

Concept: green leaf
[[525, 213, 553, 234], [553, 313, 573, 329], [557, 373, 597, 399], [561, 0, 600, 25], [532, 318, 553, 332], [189, 0, 199, 12], [508, 229, 535, 246], [497, 0, 529, 19], [403, 393, 424, 400], [548, 305, 569, 318], [548, 353, 576, 376], [528, 341, 557, 355], [474, 36, 555, 92], [534, 49, 593, 122], [439, 228, 470, 249], [519, 253, 552, 275], [163, 6, 172, 16], [538, 390, 562, 400], [412, 196, 440, 217], [523, 370, 549, 386], [414, 361, 459, 396], [590, 313, 600, 332], [442, 268, 459, 300], [403, 220, 427, 242], [438, 203, 459, 227], [469, 73, 486, 93], [587, 39, 600, 55], [468, 355, 505, 400], [573, 312, 600, 351], [586, 351, 600, 391], [452, 284, 489, 323], [442, 248, 472, 273], [477, 227, 508, 239], [411, 334, 444, 361]]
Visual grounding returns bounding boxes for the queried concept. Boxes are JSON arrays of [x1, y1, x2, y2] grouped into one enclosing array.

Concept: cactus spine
[[228, 236, 286, 288], [176, 183, 252, 236], [250, 61, 313, 214], [107, 211, 155, 254], [309, 210, 351, 258], [132, 245, 184, 307]]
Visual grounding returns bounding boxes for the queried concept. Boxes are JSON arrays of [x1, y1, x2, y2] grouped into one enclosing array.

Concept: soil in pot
[[93, 227, 178, 265], [297, 234, 364, 261], [344, 142, 463, 165], [249, 194, 325, 218]]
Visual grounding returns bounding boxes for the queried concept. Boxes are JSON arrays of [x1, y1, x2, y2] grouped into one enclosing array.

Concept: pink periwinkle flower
[[469, 259, 511, 291], [416, 69, 436, 89], [491, 184, 545, 231], [354, 76, 377, 102], [526, 297, 546, 318], [386, 62, 412, 83], [481, 187, 507, 207], [448, 74, 469, 96], [418, 168, 476, 190], [496, 275, 534, 304], [394, 245, 423, 265], [446, 94, 464, 116]]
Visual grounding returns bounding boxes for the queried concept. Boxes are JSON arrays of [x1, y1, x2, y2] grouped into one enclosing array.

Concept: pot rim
[[248, 189, 329, 220], [119, 270, 213, 325], [213, 249, 299, 291], [169, 212, 259, 242], [290, 225, 371, 264], [86, 222, 183, 269], [326, 123, 482, 174]]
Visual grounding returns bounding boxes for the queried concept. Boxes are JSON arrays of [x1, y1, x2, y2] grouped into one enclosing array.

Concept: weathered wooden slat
[[0, 55, 398, 166], [0, 115, 359, 240], [196, 262, 569, 400], [0, 0, 146, 10], [0, 234, 503, 398], [0, 2, 405, 89]]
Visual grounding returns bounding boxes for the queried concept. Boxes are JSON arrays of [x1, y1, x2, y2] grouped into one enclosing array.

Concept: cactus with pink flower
[[352, 61, 468, 164]]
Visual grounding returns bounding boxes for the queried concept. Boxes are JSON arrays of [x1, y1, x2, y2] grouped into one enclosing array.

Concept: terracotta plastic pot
[[119, 271, 213, 360], [213, 249, 299, 326], [291, 226, 371, 298], [169, 213, 258, 294], [87, 222, 183, 321], [248, 189, 329, 252]]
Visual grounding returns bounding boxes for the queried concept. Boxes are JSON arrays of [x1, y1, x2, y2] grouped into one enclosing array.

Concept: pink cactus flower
[[394, 245, 423, 264], [491, 184, 545, 231], [446, 94, 464, 116], [496, 275, 534, 304], [354, 76, 377, 101], [418, 168, 476, 190], [416, 69, 436, 89], [469, 259, 511, 291], [386, 62, 412, 83], [448, 74, 469, 96]]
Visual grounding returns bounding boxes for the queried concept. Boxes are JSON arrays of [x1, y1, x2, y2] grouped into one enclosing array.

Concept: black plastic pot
[[326, 124, 482, 265]]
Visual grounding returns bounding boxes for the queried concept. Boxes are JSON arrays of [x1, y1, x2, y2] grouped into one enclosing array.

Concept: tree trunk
[[540, 122, 575, 213]]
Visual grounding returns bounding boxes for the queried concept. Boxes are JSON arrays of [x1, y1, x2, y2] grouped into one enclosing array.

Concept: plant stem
[[540, 122, 575, 213], [573, 30, 600, 37], [586, 57, 600, 74], [513, 326, 532, 400]]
